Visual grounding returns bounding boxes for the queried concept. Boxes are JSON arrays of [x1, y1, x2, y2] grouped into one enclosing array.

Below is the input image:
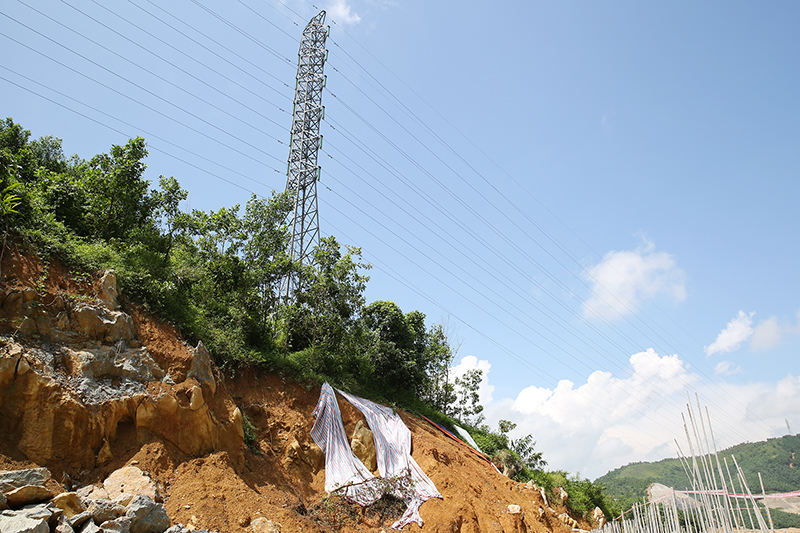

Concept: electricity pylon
[[282, 11, 329, 303]]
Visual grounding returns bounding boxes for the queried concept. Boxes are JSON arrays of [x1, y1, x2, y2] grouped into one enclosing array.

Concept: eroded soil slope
[[0, 247, 592, 533]]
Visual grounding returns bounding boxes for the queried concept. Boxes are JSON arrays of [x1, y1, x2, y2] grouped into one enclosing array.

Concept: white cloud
[[326, 0, 361, 24], [474, 350, 800, 479], [450, 355, 494, 405], [705, 311, 754, 356], [582, 237, 686, 321], [714, 361, 741, 376], [750, 310, 800, 352]]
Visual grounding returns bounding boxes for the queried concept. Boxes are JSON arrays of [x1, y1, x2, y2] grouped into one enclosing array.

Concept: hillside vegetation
[[1, 117, 619, 521]]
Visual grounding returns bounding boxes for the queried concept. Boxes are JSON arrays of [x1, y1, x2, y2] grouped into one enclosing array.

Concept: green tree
[[151, 175, 190, 266], [82, 137, 153, 241], [362, 300, 418, 393], [453, 368, 485, 426], [0, 184, 21, 278], [241, 192, 293, 332], [419, 321, 457, 413], [283, 237, 370, 363]]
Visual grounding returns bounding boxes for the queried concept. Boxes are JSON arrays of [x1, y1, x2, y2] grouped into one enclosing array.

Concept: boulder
[[70, 510, 93, 529], [350, 420, 377, 472], [284, 437, 323, 474], [99, 516, 131, 533], [82, 520, 102, 533], [0, 512, 50, 533], [88, 500, 127, 524], [77, 485, 109, 501], [1, 491, 7, 510], [53, 492, 86, 518], [187, 342, 216, 394], [306, 442, 324, 471], [70, 304, 135, 343], [55, 514, 77, 533], [103, 467, 160, 503], [592, 506, 606, 528], [17, 503, 56, 521], [0, 468, 52, 493], [5, 485, 54, 508], [189, 386, 204, 411], [250, 517, 280, 533], [493, 450, 523, 478], [98, 271, 120, 310], [125, 495, 170, 533]]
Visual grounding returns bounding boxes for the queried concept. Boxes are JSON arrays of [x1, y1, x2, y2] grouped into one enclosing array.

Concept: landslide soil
[[0, 247, 589, 533]]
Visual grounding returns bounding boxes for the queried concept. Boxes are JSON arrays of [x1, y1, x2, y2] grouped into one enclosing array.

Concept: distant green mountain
[[596, 434, 800, 506]]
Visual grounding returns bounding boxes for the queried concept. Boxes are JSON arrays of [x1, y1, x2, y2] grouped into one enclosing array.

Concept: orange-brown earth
[[0, 246, 593, 533]]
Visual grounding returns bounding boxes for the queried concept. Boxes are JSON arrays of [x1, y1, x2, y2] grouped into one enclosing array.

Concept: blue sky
[[3, 0, 799, 479]]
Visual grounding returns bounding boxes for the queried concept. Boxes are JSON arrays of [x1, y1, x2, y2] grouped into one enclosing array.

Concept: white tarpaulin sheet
[[453, 424, 481, 451], [311, 382, 441, 529]]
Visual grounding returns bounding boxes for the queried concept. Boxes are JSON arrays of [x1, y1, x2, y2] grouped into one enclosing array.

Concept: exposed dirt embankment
[[0, 247, 592, 532]]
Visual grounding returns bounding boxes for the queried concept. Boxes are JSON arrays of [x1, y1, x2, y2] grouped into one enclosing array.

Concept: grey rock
[[77, 376, 146, 405], [70, 510, 93, 529], [55, 514, 77, 533], [88, 500, 126, 525], [0, 512, 50, 533], [100, 516, 131, 533], [77, 485, 109, 501], [72, 346, 163, 383], [81, 519, 102, 533], [163, 526, 184, 533], [0, 468, 52, 493], [70, 304, 135, 343], [1, 491, 7, 510], [5, 485, 54, 507], [125, 495, 170, 533], [98, 271, 120, 310], [19, 503, 54, 521], [187, 341, 216, 394]]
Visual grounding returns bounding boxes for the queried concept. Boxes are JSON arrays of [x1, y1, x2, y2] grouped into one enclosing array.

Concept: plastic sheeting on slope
[[310, 383, 441, 529], [453, 424, 481, 451], [310, 382, 381, 505]]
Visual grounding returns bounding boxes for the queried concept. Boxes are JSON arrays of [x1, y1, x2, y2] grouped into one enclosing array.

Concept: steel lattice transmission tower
[[282, 11, 329, 302]]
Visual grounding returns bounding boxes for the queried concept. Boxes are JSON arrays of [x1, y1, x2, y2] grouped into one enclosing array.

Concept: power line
[[0, 15, 284, 166], [0, 72, 269, 196]]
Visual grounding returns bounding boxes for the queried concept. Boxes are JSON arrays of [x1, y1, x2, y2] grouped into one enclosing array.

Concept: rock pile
[[0, 466, 223, 533]]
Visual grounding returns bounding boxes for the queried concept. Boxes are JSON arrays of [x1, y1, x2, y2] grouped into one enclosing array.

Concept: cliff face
[[0, 247, 590, 533]]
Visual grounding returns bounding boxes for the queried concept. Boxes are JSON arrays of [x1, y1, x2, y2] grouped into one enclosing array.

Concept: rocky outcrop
[[350, 419, 377, 473], [592, 506, 606, 528], [493, 449, 524, 478], [186, 342, 215, 395], [558, 512, 579, 529], [0, 270, 244, 473]]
